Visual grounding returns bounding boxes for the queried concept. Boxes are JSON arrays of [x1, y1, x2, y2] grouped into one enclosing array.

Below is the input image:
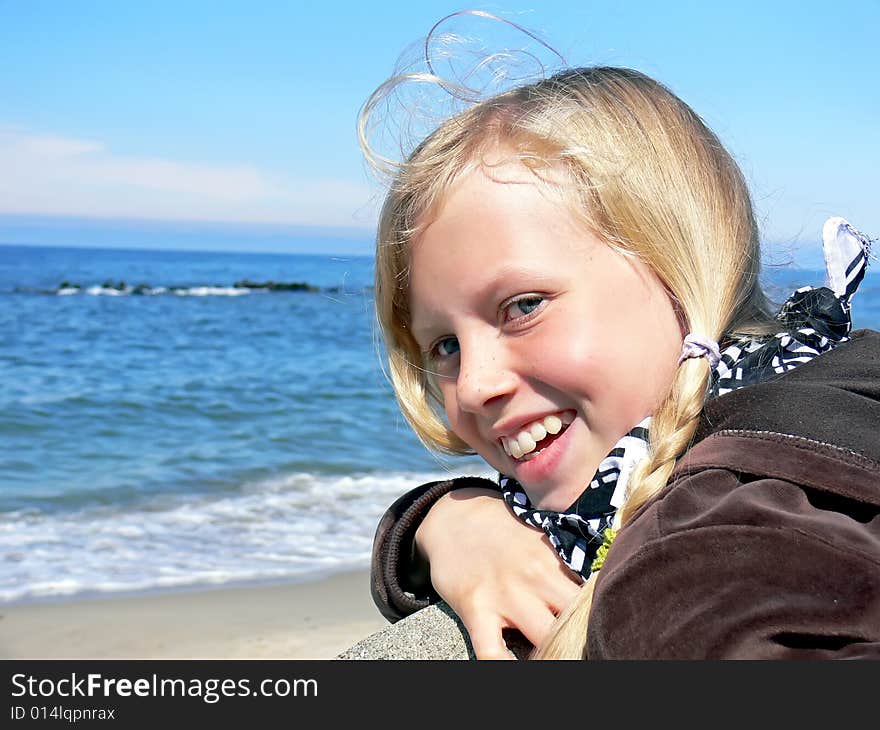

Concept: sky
[[0, 1, 877, 264]]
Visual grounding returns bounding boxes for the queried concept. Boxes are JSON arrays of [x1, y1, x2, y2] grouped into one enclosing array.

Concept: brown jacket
[[371, 330, 880, 658]]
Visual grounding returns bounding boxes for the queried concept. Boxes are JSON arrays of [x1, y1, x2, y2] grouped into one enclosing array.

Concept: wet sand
[[0, 570, 387, 659]]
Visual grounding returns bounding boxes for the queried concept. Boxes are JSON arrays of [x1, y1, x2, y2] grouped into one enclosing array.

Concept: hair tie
[[679, 333, 721, 368]]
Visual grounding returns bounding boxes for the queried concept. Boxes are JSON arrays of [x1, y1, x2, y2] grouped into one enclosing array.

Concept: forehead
[[413, 156, 575, 252], [407, 163, 599, 334]]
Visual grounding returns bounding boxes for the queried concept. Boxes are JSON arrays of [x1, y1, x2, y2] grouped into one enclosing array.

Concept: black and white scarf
[[500, 217, 874, 578]]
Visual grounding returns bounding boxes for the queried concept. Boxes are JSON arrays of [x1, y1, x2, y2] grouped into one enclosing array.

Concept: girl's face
[[408, 158, 683, 510]]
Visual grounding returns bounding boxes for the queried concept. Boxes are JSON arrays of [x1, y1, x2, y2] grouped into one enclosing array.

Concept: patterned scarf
[[500, 217, 874, 578]]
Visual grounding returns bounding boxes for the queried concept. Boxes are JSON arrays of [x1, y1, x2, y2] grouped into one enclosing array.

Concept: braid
[[618, 357, 713, 525]]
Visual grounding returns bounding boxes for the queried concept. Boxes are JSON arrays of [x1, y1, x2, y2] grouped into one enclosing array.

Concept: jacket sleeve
[[370, 475, 500, 623], [587, 432, 880, 659]]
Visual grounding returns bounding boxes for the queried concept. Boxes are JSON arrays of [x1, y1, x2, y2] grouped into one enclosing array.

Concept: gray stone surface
[[336, 601, 533, 660]]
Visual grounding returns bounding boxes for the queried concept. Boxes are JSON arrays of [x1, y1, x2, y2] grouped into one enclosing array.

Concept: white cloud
[[0, 127, 379, 228]]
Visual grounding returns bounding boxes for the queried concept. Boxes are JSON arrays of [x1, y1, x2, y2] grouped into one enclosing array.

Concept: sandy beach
[[0, 570, 388, 659]]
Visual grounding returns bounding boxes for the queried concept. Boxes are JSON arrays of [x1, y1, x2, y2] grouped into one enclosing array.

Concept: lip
[[492, 409, 576, 441]]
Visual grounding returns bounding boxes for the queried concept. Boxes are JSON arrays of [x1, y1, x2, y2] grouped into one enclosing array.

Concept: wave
[[0, 467, 495, 603]]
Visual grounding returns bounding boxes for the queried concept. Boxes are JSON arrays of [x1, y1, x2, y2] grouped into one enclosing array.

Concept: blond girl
[[361, 54, 879, 658]]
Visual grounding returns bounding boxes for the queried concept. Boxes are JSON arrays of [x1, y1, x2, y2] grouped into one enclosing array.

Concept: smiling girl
[[361, 59, 880, 658]]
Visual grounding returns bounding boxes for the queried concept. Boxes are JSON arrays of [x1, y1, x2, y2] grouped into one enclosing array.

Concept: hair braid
[[618, 357, 713, 525]]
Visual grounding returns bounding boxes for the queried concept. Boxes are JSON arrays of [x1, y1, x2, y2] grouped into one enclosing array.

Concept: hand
[[415, 486, 583, 659]]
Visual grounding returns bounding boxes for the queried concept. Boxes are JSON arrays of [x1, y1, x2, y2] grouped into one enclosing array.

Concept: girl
[[360, 60, 880, 658]]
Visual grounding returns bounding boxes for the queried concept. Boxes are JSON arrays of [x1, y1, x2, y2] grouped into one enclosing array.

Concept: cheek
[[437, 379, 457, 418], [438, 380, 471, 437], [527, 309, 664, 420], [523, 323, 601, 396]]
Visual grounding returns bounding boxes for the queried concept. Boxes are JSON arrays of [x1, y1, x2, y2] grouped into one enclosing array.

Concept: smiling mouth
[[500, 410, 575, 461]]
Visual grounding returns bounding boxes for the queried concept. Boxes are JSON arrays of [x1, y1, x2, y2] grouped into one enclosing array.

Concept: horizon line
[[0, 211, 376, 236]]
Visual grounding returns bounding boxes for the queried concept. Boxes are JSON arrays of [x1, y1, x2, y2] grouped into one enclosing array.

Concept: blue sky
[[0, 1, 877, 264]]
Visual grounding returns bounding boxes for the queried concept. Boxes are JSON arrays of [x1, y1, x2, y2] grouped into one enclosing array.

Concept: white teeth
[[517, 431, 537, 454], [529, 422, 547, 441], [500, 411, 575, 459]]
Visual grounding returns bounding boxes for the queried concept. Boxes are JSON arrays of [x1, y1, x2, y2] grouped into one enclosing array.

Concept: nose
[[455, 334, 517, 414]]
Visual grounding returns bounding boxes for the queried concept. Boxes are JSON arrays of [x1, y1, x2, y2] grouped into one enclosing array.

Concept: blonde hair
[[360, 65, 777, 658]]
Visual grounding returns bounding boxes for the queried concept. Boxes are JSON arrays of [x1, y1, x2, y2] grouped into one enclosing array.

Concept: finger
[[528, 554, 583, 610], [503, 599, 559, 650], [547, 574, 584, 616], [465, 613, 516, 660]]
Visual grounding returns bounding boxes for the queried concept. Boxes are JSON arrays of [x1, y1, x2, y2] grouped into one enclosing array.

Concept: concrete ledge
[[336, 601, 533, 660]]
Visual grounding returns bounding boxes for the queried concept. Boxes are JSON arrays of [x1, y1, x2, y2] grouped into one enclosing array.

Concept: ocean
[[1, 243, 878, 604]]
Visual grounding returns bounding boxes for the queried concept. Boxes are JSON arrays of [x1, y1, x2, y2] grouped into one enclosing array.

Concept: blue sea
[[1, 243, 878, 605], [0, 244, 492, 604]]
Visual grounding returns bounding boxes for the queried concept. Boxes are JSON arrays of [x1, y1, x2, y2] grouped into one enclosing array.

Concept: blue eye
[[433, 336, 460, 358], [504, 295, 544, 321]]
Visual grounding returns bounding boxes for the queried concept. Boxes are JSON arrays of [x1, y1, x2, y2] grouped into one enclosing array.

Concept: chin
[[527, 484, 583, 512], [508, 424, 595, 510]]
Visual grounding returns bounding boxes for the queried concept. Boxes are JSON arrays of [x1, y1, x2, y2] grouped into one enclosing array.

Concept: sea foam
[[0, 468, 494, 603]]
